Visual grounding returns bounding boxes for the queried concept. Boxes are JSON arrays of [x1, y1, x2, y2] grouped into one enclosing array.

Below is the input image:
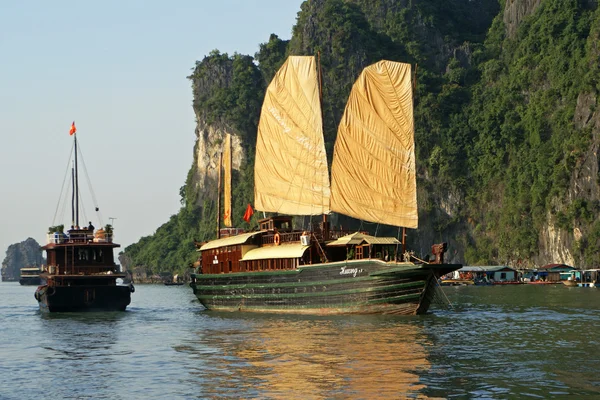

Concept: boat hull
[[35, 284, 132, 312], [190, 260, 460, 315], [19, 277, 43, 286]]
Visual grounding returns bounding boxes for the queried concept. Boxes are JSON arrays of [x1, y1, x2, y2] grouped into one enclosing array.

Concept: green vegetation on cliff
[[123, 0, 600, 273]]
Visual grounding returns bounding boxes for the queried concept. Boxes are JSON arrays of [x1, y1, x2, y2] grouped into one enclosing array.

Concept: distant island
[[1, 238, 44, 282]]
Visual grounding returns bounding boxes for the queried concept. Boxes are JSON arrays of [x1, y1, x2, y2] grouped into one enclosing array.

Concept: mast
[[71, 164, 75, 227], [317, 51, 330, 240], [74, 134, 80, 228]]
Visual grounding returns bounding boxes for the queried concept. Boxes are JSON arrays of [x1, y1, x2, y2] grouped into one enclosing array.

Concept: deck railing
[[46, 230, 113, 244]]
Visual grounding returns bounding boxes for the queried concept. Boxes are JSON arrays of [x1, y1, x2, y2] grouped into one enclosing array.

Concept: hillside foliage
[[122, 0, 600, 273]]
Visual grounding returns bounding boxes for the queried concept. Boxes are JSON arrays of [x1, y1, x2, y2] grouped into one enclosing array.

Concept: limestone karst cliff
[[1, 238, 44, 282], [123, 0, 600, 272]]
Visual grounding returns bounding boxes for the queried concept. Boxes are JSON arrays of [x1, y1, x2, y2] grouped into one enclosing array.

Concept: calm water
[[1, 283, 600, 399]]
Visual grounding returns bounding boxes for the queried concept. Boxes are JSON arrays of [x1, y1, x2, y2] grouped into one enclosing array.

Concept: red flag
[[243, 203, 254, 222], [69, 121, 77, 135]]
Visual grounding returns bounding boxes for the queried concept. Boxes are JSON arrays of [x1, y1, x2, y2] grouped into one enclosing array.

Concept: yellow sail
[[330, 61, 417, 228], [254, 56, 331, 215], [223, 133, 232, 227]]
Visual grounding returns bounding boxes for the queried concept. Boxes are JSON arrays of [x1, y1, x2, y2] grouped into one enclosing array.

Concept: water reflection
[[35, 312, 130, 399], [180, 313, 433, 399]]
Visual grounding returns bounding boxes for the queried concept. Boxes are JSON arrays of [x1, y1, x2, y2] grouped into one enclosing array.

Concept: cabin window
[[278, 221, 291, 230], [91, 249, 104, 262], [500, 272, 506, 280]]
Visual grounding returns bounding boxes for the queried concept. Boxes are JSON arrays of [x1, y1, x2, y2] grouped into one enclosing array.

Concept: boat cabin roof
[[199, 231, 265, 251], [240, 243, 308, 261], [326, 232, 400, 247], [459, 265, 516, 272]]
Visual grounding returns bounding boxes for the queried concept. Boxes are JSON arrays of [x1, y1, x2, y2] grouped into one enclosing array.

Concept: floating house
[[538, 264, 576, 282], [453, 266, 518, 284]]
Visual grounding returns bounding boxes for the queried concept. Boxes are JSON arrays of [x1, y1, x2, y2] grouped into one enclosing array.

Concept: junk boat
[[189, 57, 461, 315]]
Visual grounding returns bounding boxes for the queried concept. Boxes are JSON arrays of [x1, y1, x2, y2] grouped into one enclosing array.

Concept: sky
[[0, 0, 303, 257]]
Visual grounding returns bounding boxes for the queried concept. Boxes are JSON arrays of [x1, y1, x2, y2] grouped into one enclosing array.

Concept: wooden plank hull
[[190, 260, 460, 315], [35, 284, 132, 312]]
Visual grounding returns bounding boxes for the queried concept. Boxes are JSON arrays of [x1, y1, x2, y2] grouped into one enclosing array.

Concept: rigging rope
[[433, 276, 454, 310], [77, 142, 104, 227], [52, 141, 75, 226]]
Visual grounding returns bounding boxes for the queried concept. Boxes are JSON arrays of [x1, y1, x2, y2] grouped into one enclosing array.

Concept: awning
[[241, 243, 309, 261], [199, 231, 265, 251], [326, 232, 400, 247]]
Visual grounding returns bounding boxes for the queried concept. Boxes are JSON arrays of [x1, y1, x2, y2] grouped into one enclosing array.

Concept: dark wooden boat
[[191, 218, 459, 315], [190, 58, 461, 315], [34, 122, 133, 312], [19, 266, 43, 286]]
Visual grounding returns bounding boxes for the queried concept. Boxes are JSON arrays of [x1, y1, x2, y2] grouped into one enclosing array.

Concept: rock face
[[537, 91, 600, 266], [503, 0, 543, 38], [192, 119, 244, 207], [1, 238, 44, 281]]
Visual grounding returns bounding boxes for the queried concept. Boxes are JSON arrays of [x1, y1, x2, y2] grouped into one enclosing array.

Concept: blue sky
[[0, 0, 302, 257]]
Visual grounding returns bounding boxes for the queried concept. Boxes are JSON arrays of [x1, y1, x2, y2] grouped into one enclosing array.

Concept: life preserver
[[274, 233, 281, 246], [47, 286, 55, 296]]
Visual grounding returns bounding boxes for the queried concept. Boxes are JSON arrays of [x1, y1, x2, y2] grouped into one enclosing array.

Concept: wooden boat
[[19, 266, 43, 285], [34, 123, 134, 312], [563, 279, 578, 287], [190, 57, 461, 315]]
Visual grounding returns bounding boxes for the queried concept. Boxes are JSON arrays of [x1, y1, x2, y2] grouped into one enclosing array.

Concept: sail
[[223, 133, 232, 227], [254, 56, 331, 215], [330, 61, 418, 228]]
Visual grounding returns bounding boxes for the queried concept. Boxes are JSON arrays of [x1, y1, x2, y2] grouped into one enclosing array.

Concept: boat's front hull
[[19, 277, 42, 286], [35, 284, 132, 312], [190, 260, 459, 315]]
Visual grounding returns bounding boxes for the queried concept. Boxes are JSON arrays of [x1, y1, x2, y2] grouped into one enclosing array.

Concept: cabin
[[198, 216, 322, 274], [42, 228, 119, 276], [197, 216, 406, 275], [325, 232, 400, 262]]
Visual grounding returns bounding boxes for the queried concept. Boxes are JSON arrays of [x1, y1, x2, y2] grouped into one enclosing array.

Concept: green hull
[[190, 259, 459, 315]]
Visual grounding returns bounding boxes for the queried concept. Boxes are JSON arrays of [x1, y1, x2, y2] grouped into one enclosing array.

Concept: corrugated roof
[[326, 232, 400, 247], [539, 263, 574, 270], [459, 266, 516, 272], [199, 231, 265, 251], [241, 243, 309, 261]]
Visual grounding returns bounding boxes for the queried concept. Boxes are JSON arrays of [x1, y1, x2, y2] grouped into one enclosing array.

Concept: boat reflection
[[183, 313, 433, 399]]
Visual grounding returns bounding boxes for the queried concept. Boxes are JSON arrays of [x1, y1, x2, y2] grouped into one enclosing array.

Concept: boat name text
[[340, 267, 363, 277]]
